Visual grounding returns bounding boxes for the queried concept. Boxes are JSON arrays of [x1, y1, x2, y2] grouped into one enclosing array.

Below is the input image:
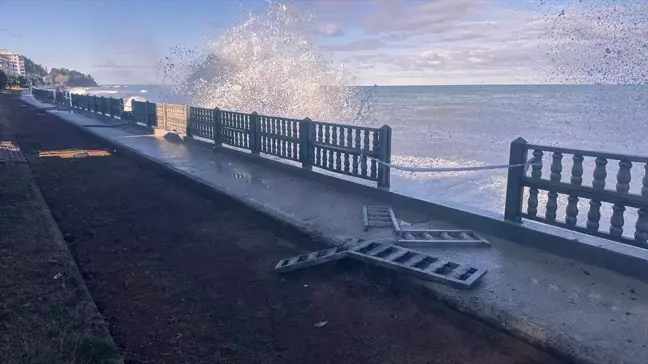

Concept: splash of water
[[541, 0, 648, 85], [159, 1, 376, 124]]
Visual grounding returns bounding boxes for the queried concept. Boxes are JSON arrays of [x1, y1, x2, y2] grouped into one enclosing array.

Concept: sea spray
[[541, 0, 648, 85], [158, 1, 377, 125]]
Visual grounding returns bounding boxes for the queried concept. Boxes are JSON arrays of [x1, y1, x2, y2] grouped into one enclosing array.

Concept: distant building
[[0, 49, 26, 76], [0, 57, 13, 75]]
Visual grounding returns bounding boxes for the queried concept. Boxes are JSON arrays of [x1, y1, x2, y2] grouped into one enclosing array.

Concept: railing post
[[377, 125, 392, 188], [299, 117, 313, 169], [213, 107, 221, 147], [162, 103, 168, 130], [504, 137, 528, 222], [185, 104, 191, 137], [249, 112, 261, 154], [144, 101, 150, 127], [109, 97, 114, 118]]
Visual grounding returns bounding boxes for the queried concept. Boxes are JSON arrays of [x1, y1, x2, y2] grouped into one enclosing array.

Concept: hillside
[[22, 57, 98, 87], [48, 68, 98, 87]]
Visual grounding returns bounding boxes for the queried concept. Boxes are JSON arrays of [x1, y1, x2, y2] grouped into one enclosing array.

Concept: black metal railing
[[32, 89, 392, 187], [505, 137, 648, 248]]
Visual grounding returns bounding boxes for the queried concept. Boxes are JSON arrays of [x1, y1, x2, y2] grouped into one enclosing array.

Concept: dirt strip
[[0, 99, 121, 364]]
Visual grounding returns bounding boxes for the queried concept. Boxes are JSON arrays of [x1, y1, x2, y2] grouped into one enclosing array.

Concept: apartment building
[[0, 49, 26, 76]]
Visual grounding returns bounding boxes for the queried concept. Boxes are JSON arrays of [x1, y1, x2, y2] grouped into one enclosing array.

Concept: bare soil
[[0, 99, 120, 364], [4, 93, 567, 364]]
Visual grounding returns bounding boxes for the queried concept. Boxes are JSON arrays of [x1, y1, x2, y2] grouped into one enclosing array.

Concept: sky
[[0, 0, 646, 85]]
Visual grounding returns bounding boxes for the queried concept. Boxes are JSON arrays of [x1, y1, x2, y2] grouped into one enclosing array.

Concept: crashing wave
[[158, 0, 376, 125]]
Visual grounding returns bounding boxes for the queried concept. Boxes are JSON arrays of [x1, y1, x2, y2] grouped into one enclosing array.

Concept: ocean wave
[[89, 90, 119, 94], [122, 96, 148, 111], [158, 0, 376, 125]]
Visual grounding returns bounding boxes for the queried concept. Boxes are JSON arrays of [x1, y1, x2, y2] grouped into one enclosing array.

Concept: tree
[[23, 57, 48, 77], [49, 68, 97, 87], [0, 70, 7, 90], [17, 75, 28, 87]]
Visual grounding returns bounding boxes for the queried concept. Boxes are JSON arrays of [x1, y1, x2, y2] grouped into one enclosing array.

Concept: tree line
[[0, 56, 98, 89]]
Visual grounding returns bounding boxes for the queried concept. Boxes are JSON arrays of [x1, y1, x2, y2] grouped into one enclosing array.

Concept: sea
[[80, 84, 648, 230]]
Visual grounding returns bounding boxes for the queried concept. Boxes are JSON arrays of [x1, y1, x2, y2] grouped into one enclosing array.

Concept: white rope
[[359, 150, 538, 173]]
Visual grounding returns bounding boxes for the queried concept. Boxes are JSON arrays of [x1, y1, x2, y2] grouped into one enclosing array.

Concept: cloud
[[318, 0, 648, 84], [93, 61, 153, 70], [0, 28, 23, 39], [204, 20, 223, 29], [311, 23, 344, 37], [361, 0, 491, 36], [323, 38, 416, 52]]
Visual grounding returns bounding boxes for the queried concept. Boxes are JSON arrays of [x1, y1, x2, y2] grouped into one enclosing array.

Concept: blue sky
[[1, 0, 644, 85]]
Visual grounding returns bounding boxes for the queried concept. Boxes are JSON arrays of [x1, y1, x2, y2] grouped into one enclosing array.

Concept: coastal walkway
[[21, 92, 648, 364]]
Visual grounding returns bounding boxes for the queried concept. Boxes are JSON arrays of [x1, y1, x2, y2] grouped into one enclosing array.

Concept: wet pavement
[[21, 93, 648, 364]]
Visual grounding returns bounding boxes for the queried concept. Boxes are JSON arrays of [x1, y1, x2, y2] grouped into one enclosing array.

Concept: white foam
[[158, 0, 376, 125], [123, 96, 148, 111]]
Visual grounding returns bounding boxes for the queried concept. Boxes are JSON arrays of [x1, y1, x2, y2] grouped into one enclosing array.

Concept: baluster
[[324, 124, 331, 144], [587, 157, 607, 231], [370, 130, 379, 178], [636, 209, 648, 245], [273, 118, 278, 155], [345, 126, 352, 147], [281, 119, 287, 157], [363, 128, 370, 151], [527, 150, 543, 216], [271, 119, 276, 154], [343, 128, 351, 173], [571, 155, 584, 185], [322, 127, 329, 168], [360, 130, 369, 177], [324, 124, 335, 169], [546, 152, 562, 221], [332, 125, 338, 146], [565, 196, 579, 226], [291, 120, 298, 159], [610, 205, 626, 238], [636, 165, 648, 244], [316, 125, 323, 166], [565, 154, 584, 226], [267, 118, 272, 153], [353, 129, 360, 174], [260, 118, 266, 152], [616, 160, 632, 193], [241, 115, 246, 147], [609, 160, 632, 237], [335, 130, 342, 170], [276, 119, 282, 155], [642, 164, 648, 196]]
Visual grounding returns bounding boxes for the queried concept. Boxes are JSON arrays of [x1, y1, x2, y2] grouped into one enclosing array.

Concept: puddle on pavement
[[232, 172, 268, 186]]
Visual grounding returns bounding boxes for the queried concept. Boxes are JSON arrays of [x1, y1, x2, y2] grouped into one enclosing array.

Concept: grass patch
[[0, 104, 120, 364]]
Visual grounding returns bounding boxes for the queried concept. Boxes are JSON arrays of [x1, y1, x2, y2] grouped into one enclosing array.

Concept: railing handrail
[[312, 120, 381, 133], [525, 143, 648, 163], [522, 177, 648, 209]]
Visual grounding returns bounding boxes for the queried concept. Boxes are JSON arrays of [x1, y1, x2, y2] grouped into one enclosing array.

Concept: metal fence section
[[188, 107, 217, 141], [259, 114, 301, 162], [221, 110, 252, 150], [311, 122, 391, 186], [31, 88, 393, 187], [505, 137, 648, 249]]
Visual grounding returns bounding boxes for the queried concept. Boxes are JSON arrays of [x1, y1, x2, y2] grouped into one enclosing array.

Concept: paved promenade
[[22, 93, 648, 364]]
